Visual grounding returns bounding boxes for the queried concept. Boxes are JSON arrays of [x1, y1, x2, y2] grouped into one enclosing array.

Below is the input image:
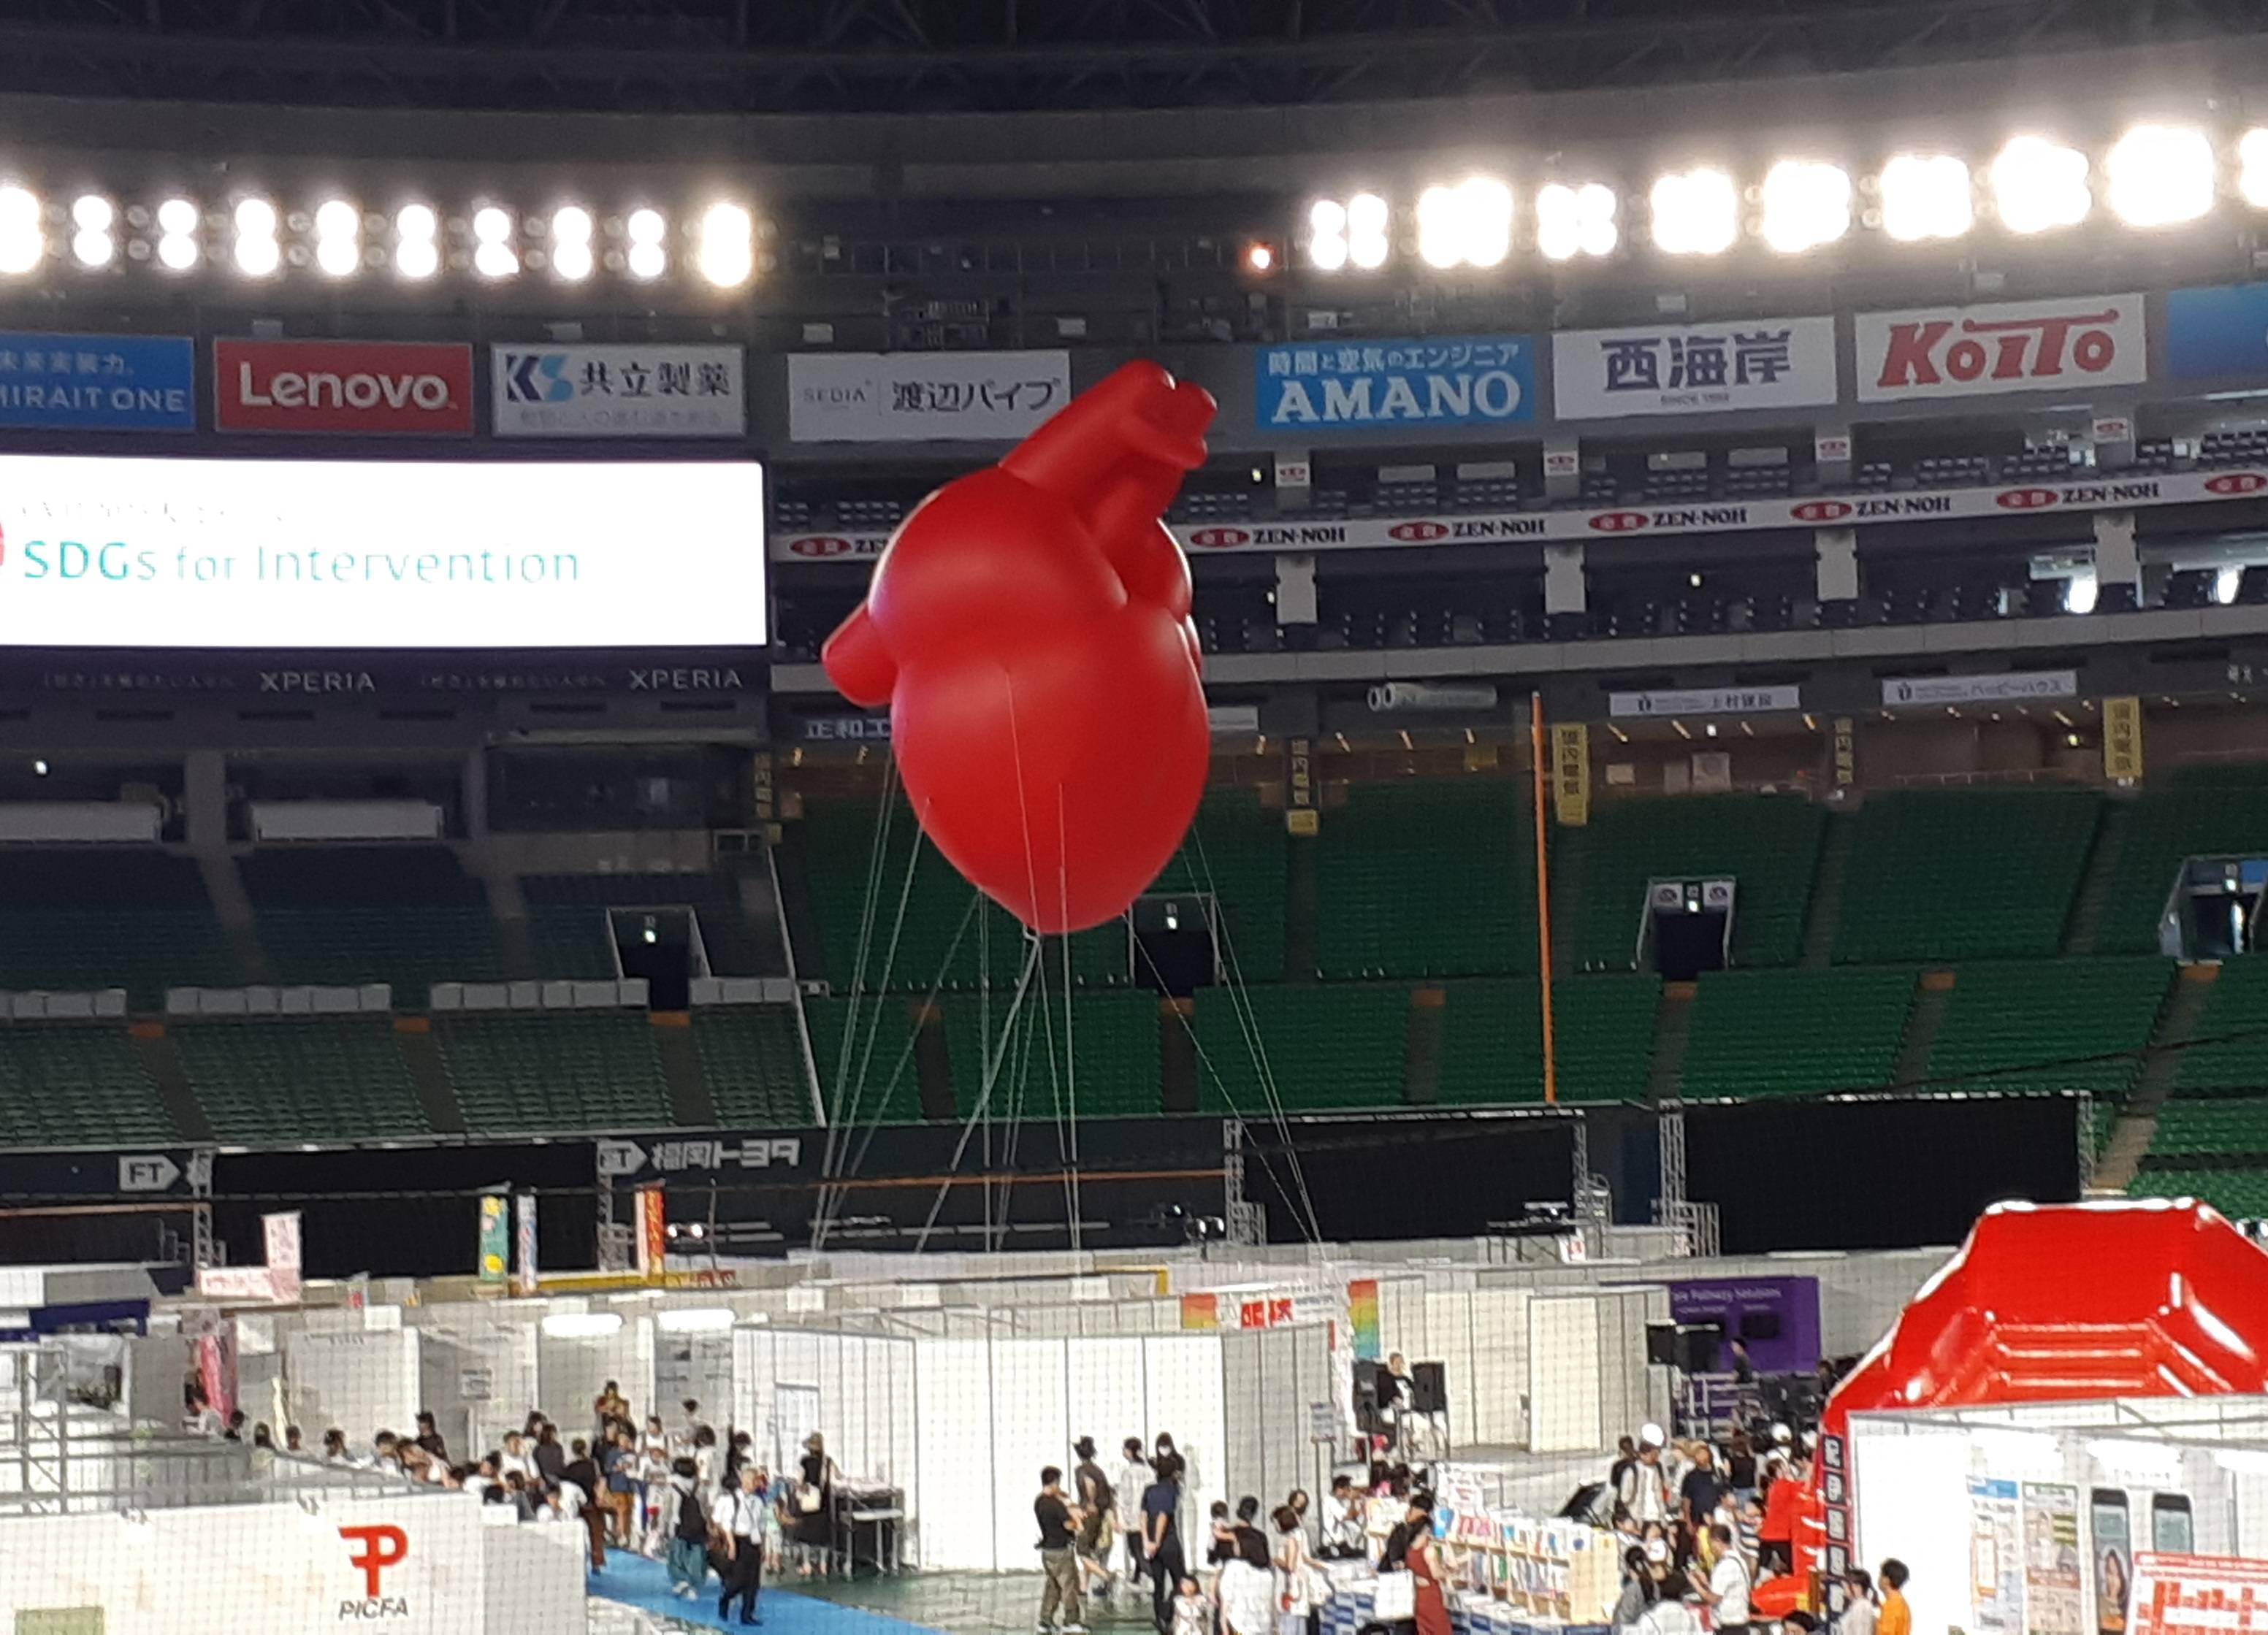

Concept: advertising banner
[[492, 343, 745, 437], [475, 1194, 508, 1284], [0, 332, 195, 432], [513, 1193, 538, 1298], [1609, 686, 1801, 719], [1880, 670, 2079, 706], [772, 467, 2262, 561], [1970, 1476, 2025, 1635], [2129, 1552, 2268, 1635], [0, 454, 765, 649], [1551, 722, 1590, 827], [2104, 697, 2144, 783], [2166, 283, 2268, 380], [214, 339, 475, 435], [635, 1184, 667, 1282], [1856, 294, 2148, 402], [787, 350, 1069, 442], [1832, 717, 1857, 791], [1179, 1292, 1221, 1330], [1551, 316, 1836, 419], [1348, 1278, 1382, 1361], [1255, 335, 1536, 432], [263, 1210, 302, 1304], [2022, 1483, 2085, 1635]]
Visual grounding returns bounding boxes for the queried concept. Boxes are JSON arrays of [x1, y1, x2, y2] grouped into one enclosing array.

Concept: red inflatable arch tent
[[1757, 1198, 2268, 1617]]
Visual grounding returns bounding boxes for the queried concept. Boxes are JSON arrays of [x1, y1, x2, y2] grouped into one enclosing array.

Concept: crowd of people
[[1603, 1420, 1911, 1635], [194, 1379, 844, 1628]]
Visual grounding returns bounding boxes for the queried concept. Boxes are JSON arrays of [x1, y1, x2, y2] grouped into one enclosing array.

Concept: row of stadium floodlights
[[0, 189, 761, 284], [1310, 126, 2268, 268]]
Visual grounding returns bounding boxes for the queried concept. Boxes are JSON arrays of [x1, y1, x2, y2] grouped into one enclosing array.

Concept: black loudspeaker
[[1353, 1361, 1386, 1434], [1131, 894, 1218, 996], [1410, 1361, 1447, 1415], [1676, 1325, 1722, 1374], [1645, 1322, 1681, 1366]]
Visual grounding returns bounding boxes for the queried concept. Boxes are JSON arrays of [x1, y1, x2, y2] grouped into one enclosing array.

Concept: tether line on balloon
[[819, 756, 903, 1176], [1002, 676, 1081, 1256], [913, 938, 1045, 1254]]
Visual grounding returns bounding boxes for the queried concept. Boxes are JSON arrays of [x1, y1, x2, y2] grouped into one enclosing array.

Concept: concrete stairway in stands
[[1798, 812, 1856, 970], [392, 1016, 468, 1135], [2092, 960, 2218, 1193], [2061, 798, 2132, 957], [650, 1012, 718, 1127], [1645, 981, 1697, 1102], [129, 1021, 213, 1142], [1891, 970, 1956, 1090]]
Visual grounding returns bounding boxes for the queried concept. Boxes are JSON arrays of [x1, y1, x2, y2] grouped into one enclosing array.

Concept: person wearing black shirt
[[532, 1422, 565, 1489], [1608, 1435, 1638, 1506], [1680, 1446, 1726, 1531], [1232, 1496, 1270, 1570], [562, 1439, 605, 1570], [1142, 1455, 1186, 1634], [1034, 1466, 1087, 1634], [414, 1412, 450, 1466]]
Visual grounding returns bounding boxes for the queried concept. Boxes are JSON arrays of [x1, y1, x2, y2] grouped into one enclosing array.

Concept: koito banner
[[492, 342, 745, 437], [787, 349, 1070, 442], [0, 453, 767, 648], [1855, 294, 2147, 402], [215, 339, 475, 435], [773, 466, 2268, 560], [1551, 315, 1837, 420]]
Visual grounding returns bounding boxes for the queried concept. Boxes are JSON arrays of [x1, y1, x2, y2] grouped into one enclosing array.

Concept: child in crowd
[[1170, 1574, 1211, 1635]]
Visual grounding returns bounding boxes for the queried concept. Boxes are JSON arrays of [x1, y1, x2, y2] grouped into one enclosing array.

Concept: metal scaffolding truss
[[0, 0, 2255, 115]]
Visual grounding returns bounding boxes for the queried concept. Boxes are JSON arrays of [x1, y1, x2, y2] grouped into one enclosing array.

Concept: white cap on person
[[1639, 1423, 1665, 1448]]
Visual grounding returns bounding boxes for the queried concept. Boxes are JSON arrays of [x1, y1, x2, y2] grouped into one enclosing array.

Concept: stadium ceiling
[[0, 0, 2261, 116]]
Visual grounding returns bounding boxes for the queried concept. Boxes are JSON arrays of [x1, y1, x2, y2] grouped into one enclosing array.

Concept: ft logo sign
[[339, 1523, 410, 1620]]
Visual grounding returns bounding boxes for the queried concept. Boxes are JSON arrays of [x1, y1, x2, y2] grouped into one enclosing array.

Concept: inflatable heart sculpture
[[821, 361, 1215, 935]]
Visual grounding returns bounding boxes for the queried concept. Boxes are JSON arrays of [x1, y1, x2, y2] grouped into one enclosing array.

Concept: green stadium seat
[[2128, 1165, 2268, 1219], [172, 1018, 428, 1144], [0, 851, 237, 1008], [1928, 957, 2172, 1097], [1833, 789, 2100, 964], [435, 1013, 672, 1134], [2173, 960, 2268, 1097], [803, 993, 928, 1125], [0, 1024, 170, 1147], [796, 800, 1027, 995], [1570, 795, 1824, 970], [2147, 1098, 2268, 1159], [243, 847, 501, 997], [1315, 780, 1534, 979], [1435, 974, 1660, 1105], [523, 872, 769, 980], [1148, 789, 1288, 983], [1191, 982, 1408, 1112], [2100, 765, 2268, 955], [941, 989, 1162, 1120], [1679, 968, 1916, 1100], [692, 1006, 816, 1126]]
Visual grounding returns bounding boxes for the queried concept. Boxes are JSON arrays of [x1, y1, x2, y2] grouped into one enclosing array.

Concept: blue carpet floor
[[590, 1552, 945, 1635]]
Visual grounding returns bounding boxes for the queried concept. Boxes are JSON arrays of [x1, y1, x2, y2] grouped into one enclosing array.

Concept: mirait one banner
[[0, 453, 767, 649]]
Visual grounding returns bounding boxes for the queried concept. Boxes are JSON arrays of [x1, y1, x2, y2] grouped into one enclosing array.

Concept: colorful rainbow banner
[[1348, 1278, 1381, 1360]]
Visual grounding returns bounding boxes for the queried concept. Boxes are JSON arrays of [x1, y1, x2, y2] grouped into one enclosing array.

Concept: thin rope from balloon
[[912, 938, 1044, 1255]]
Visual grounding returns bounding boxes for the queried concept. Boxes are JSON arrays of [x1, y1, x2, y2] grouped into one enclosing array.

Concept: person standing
[[1115, 1438, 1151, 1598], [1320, 1474, 1365, 1558], [563, 1437, 606, 1571], [665, 1457, 709, 1600], [1698, 1523, 1752, 1635], [1273, 1504, 1320, 1635], [1143, 1455, 1188, 1634], [1071, 1437, 1117, 1601], [1621, 1433, 1672, 1527], [1679, 1445, 1725, 1533], [1878, 1560, 1912, 1635], [533, 1421, 566, 1491], [1840, 1567, 1879, 1635], [1404, 1497, 1453, 1635], [414, 1412, 449, 1465], [1035, 1465, 1088, 1635], [717, 1464, 766, 1626], [1758, 1455, 1803, 1574], [791, 1433, 839, 1577]]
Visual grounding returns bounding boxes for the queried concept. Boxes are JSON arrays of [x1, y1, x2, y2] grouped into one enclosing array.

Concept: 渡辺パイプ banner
[[0, 454, 765, 649], [787, 351, 1070, 442], [1551, 317, 1838, 420], [1255, 337, 1535, 432]]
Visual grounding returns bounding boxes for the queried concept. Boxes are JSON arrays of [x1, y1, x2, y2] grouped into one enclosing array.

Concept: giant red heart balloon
[[821, 362, 1215, 935]]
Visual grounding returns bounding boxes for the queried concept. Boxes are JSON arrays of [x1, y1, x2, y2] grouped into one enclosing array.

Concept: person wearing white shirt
[[499, 1431, 535, 1485], [545, 1482, 585, 1524], [1700, 1524, 1752, 1635], [715, 1466, 767, 1626], [1619, 1439, 1672, 1527], [1320, 1475, 1366, 1559], [1839, 1568, 1880, 1635], [1114, 1439, 1150, 1601]]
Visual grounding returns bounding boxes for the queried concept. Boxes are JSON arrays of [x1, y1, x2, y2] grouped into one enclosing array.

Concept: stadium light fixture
[[539, 1312, 624, 1339], [1243, 241, 1276, 273], [655, 1306, 737, 1333], [471, 204, 518, 279], [0, 185, 43, 275], [313, 198, 361, 278], [1876, 153, 1974, 242], [1758, 159, 1852, 253], [1346, 193, 1390, 269], [2218, 565, 2245, 605], [1535, 182, 1618, 261], [1988, 136, 2091, 234], [697, 201, 755, 288], [155, 197, 201, 271], [625, 207, 668, 280], [232, 196, 280, 277], [2064, 567, 2099, 615], [394, 202, 439, 280], [1305, 198, 1349, 272], [69, 194, 114, 268], [2105, 123, 2215, 228], [549, 204, 594, 282], [1416, 176, 1513, 269], [2242, 129, 2268, 209], [1649, 167, 1738, 256]]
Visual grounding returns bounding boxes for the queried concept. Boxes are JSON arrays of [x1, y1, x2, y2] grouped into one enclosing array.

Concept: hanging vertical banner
[[2104, 697, 2144, 783], [752, 750, 779, 844], [1832, 717, 1857, 790], [2022, 1483, 2085, 1635], [476, 1194, 509, 1285], [1969, 1476, 2024, 1635], [262, 1211, 303, 1304], [1179, 1293, 1221, 1330], [635, 1184, 668, 1282], [1348, 1278, 1382, 1361], [1286, 737, 1318, 835], [1551, 722, 1590, 827], [514, 1192, 539, 1297]]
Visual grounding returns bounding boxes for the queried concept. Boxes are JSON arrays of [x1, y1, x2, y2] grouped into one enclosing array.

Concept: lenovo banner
[[492, 343, 745, 437], [0, 453, 766, 648], [1855, 294, 2147, 402], [1551, 315, 1837, 420], [775, 467, 2268, 560], [215, 339, 475, 435]]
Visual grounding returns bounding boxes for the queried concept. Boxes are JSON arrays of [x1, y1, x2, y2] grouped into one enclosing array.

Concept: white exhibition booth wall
[[0, 1491, 582, 1635], [1851, 1397, 2268, 1635]]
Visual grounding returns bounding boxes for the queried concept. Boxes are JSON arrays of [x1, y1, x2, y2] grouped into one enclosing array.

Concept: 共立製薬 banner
[[0, 454, 766, 648]]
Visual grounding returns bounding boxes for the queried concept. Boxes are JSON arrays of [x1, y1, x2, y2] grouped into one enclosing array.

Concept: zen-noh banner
[[1551, 316, 1837, 419], [1253, 336, 1536, 432], [787, 350, 1070, 442]]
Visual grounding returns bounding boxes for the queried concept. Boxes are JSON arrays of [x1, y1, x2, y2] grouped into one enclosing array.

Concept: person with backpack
[[665, 1457, 709, 1599], [1072, 1436, 1118, 1601]]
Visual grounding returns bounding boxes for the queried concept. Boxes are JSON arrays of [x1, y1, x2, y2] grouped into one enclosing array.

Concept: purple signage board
[[1667, 1275, 1821, 1374]]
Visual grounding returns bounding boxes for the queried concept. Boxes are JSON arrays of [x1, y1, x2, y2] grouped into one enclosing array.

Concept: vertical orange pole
[[1530, 691, 1559, 1106]]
